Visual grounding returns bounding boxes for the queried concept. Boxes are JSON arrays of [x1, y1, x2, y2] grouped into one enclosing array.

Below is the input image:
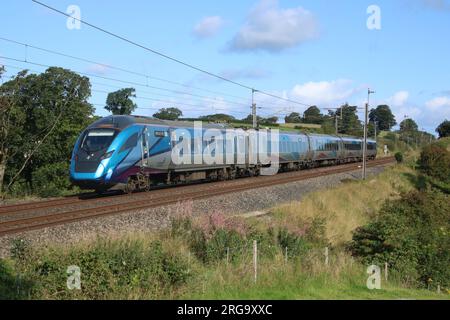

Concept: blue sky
[[1, 0, 450, 133]]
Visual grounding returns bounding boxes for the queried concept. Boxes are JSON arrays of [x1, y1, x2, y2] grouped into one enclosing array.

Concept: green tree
[[436, 120, 450, 139], [105, 88, 137, 115], [303, 106, 323, 124], [399, 118, 419, 146], [0, 68, 27, 194], [419, 144, 450, 184], [242, 114, 263, 124], [2, 67, 94, 195], [153, 107, 183, 121], [369, 105, 397, 131], [400, 118, 419, 133], [349, 190, 449, 288], [199, 114, 236, 123], [263, 116, 279, 125], [284, 112, 302, 124], [330, 104, 363, 136], [241, 115, 278, 126]]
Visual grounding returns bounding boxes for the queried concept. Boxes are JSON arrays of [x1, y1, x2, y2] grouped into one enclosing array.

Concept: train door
[[147, 127, 171, 170], [298, 135, 309, 160], [304, 133, 314, 161], [141, 127, 150, 167], [337, 137, 345, 161]]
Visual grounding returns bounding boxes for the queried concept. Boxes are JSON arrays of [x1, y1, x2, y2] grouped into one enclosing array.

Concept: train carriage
[[70, 116, 377, 193]]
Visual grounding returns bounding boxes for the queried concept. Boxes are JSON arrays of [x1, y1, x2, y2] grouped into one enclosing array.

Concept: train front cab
[[70, 126, 120, 191]]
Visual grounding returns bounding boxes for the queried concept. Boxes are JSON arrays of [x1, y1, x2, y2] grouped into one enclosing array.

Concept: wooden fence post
[[187, 251, 191, 273], [226, 247, 230, 267], [285, 247, 288, 264], [253, 240, 258, 284], [384, 262, 388, 282], [324, 247, 329, 266]]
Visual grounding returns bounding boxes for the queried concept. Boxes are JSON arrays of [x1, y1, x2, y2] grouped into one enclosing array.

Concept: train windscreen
[[80, 129, 116, 153]]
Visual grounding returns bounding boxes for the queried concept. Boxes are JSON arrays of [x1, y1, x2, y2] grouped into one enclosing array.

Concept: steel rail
[[0, 157, 394, 237]]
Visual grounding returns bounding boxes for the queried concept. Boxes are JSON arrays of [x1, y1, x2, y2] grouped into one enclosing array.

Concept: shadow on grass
[[402, 172, 450, 194], [0, 260, 33, 300], [401, 172, 428, 191]]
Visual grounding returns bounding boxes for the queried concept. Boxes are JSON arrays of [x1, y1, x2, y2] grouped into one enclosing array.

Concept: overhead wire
[[0, 36, 251, 103], [0, 57, 252, 116], [0, 61, 250, 116], [31, 0, 319, 109]]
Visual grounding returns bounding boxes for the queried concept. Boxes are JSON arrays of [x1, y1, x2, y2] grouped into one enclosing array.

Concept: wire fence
[[180, 240, 345, 283]]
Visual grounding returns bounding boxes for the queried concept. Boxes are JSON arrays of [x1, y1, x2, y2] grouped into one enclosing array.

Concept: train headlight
[[95, 164, 103, 176], [106, 168, 114, 181]]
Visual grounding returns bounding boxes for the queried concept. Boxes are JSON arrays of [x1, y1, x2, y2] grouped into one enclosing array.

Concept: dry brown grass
[[270, 164, 416, 245]]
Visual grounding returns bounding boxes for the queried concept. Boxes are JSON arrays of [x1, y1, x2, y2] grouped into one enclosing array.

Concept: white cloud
[[424, 96, 450, 124], [383, 91, 420, 125], [193, 16, 224, 39], [421, 0, 450, 11], [229, 0, 319, 52], [86, 63, 110, 75], [388, 91, 410, 106], [379, 91, 449, 130], [425, 96, 450, 109], [290, 79, 359, 106]]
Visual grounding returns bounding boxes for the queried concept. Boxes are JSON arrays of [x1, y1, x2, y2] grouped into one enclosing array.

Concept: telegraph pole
[[335, 105, 345, 135], [363, 89, 375, 180], [252, 89, 258, 129], [335, 113, 338, 135], [374, 121, 378, 140]]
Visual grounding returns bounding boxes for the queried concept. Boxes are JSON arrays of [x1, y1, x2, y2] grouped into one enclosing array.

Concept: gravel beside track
[[0, 163, 391, 257]]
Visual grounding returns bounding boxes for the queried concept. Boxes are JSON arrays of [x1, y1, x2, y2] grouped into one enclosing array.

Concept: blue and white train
[[70, 115, 377, 193]]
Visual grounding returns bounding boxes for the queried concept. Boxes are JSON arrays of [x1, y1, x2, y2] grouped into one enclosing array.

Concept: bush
[[203, 229, 248, 263], [436, 120, 450, 139], [5, 238, 190, 299], [419, 144, 450, 183], [172, 212, 252, 264], [186, 226, 248, 264], [10, 238, 33, 265], [395, 152, 403, 163], [0, 259, 20, 299], [32, 162, 72, 197], [277, 228, 310, 258], [348, 190, 450, 289], [172, 213, 319, 263]]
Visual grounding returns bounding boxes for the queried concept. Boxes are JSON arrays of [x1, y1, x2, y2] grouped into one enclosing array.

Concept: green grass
[[435, 137, 450, 150], [229, 122, 323, 133], [2, 225, 447, 300], [189, 276, 446, 300], [1, 161, 448, 300], [182, 257, 446, 300], [269, 164, 418, 245]]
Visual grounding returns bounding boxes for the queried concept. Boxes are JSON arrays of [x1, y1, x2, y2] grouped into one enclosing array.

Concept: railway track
[[0, 157, 394, 237]]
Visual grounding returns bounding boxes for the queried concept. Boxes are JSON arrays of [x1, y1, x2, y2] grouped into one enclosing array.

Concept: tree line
[[1, 67, 449, 198], [103, 86, 449, 142]]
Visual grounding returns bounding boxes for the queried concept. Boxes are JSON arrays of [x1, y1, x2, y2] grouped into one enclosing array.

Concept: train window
[[120, 133, 138, 152], [325, 140, 331, 151], [154, 131, 168, 138], [299, 138, 307, 152], [332, 141, 338, 151], [81, 129, 116, 153], [345, 143, 361, 151], [319, 139, 325, 151]]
